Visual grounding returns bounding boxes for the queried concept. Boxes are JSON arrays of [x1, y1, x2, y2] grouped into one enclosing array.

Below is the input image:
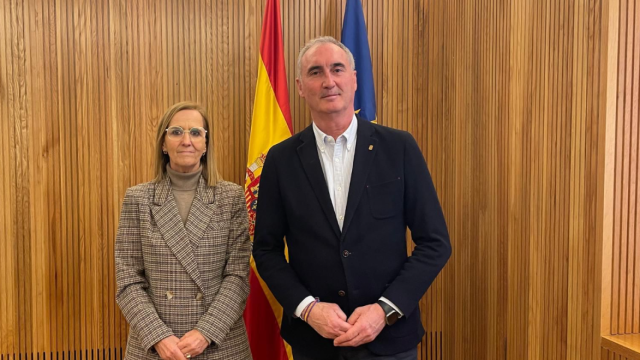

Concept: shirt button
[[337, 186, 342, 191], [338, 290, 346, 297], [339, 216, 344, 220], [342, 250, 350, 257]]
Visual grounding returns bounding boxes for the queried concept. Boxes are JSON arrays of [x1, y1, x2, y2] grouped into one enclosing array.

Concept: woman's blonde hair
[[153, 101, 220, 186]]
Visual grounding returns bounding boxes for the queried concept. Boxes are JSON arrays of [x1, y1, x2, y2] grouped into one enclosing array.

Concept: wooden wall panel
[[609, 0, 640, 337], [601, 0, 640, 356], [0, 0, 612, 359], [602, 335, 640, 360], [601, 349, 638, 360]]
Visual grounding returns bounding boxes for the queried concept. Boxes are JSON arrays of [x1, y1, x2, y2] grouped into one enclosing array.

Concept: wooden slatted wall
[[604, 0, 640, 337], [602, 349, 638, 360], [601, 0, 640, 359], [0, 0, 611, 359], [601, 335, 640, 360]]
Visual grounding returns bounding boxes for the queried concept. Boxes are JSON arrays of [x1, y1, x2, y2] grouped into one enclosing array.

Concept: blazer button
[[166, 291, 174, 300], [342, 250, 350, 257], [338, 290, 346, 297], [195, 292, 203, 300]]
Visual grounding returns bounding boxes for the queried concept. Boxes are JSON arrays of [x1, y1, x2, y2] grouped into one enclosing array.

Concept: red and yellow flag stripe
[[243, 0, 292, 359]]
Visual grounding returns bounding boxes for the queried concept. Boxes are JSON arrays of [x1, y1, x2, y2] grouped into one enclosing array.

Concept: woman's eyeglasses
[[165, 126, 207, 141]]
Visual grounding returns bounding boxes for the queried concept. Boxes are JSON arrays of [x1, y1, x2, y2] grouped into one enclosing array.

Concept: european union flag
[[341, 0, 377, 122]]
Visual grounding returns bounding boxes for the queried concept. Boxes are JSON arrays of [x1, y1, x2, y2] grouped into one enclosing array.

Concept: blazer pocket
[[366, 177, 403, 219]]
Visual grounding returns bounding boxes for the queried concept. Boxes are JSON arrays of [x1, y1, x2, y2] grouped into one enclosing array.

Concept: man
[[253, 36, 451, 360]]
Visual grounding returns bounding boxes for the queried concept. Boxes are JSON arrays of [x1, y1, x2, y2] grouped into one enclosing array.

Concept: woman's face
[[162, 110, 207, 173]]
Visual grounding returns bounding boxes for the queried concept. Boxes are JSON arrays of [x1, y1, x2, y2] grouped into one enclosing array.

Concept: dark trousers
[[292, 346, 417, 360]]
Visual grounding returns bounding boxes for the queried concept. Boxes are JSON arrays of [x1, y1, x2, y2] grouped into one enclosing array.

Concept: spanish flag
[[243, 0, 292, 359]]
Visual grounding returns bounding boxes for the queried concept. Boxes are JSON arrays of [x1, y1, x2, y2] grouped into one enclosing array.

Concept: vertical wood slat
[[631, 0, 640, 336], [0, 1, 615, 360], [600, 0, 619, 344], [0, 0, 15, 355]]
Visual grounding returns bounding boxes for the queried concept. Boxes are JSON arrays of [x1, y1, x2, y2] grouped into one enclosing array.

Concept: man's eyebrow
[[306, 62, 347, 74], [307, 65, 322, 74]]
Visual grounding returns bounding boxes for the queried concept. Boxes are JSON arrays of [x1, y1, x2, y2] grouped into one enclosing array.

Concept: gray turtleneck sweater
[[166, 165, 202, 225]]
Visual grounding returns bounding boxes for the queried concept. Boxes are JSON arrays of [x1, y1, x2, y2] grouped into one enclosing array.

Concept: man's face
[[296, 43, 357, 118]]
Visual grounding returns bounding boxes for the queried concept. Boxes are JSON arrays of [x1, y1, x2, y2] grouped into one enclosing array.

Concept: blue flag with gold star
[[341, 0, 377, 122]]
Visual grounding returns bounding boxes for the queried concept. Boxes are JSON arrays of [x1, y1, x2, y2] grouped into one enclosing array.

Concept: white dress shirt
[[295, 115, 403, 320], [313, 115, 358, 230]]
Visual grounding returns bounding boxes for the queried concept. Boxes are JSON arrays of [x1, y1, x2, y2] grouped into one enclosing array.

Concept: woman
[[116, 102, 252, 360]]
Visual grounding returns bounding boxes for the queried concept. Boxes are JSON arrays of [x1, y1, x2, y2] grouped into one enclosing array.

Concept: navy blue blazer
[[253, 118, 451, 357]]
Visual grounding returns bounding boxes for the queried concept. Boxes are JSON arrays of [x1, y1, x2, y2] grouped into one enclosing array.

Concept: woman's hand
[[177, 329, 209, 358], [154, 336, 187, 360]]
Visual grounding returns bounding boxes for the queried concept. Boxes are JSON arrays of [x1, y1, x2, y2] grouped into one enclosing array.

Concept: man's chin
[[317, 109, 344, 116], [319, 103, 344, 112]]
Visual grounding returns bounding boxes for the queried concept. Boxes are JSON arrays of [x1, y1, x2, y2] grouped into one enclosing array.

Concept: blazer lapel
[[184, 177, 215, 251], [151, 178, 205, 293], [341, 119, 377, 239], [297, 126, 342, 239]]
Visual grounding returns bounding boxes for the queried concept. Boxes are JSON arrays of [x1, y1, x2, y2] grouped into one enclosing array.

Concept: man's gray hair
[[296, 36, 356, 78]]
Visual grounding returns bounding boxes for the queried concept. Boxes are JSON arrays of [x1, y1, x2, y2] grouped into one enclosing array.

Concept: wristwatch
[[376, 300, 400, 326]]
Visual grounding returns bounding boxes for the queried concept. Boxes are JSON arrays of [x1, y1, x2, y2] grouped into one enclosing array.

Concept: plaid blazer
[[115, 177, 252, 359]]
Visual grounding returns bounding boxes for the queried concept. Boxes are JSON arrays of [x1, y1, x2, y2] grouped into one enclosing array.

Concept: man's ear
[[296, 78, 305, 98], [353, 70, 358, 91]]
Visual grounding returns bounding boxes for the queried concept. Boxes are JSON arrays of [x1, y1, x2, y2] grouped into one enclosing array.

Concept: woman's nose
[[180, 135, 193, 146]]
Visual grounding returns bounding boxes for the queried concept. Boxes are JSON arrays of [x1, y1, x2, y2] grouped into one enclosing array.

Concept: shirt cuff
[[379, 297, 404, 317], [294, 296, 316, 318]]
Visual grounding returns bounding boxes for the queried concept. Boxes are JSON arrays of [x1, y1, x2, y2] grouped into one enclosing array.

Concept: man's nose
[[323, 73, 336, 88]]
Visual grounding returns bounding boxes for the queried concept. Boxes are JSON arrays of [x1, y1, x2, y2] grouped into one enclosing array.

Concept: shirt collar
[[312, 114, 358, 150]]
